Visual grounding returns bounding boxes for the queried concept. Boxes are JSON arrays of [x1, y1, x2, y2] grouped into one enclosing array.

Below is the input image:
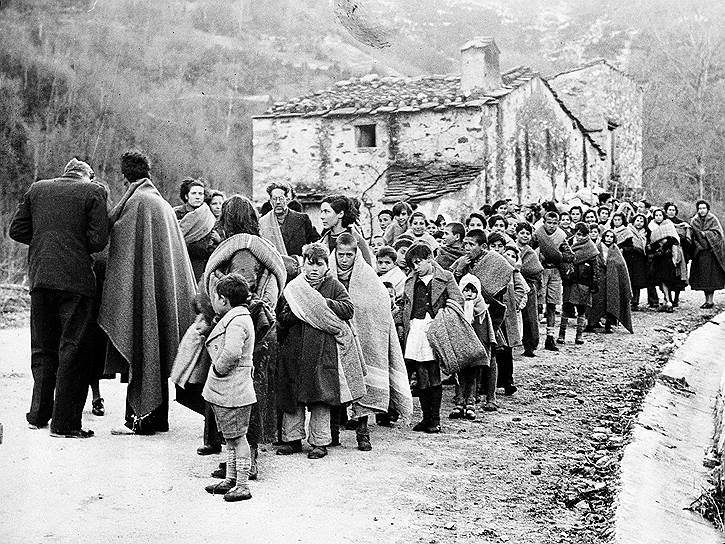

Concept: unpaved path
[[0, 291, 721, 543]]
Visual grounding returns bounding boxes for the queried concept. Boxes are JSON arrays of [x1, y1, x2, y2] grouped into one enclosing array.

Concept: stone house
[[252, 37, 643, 235]]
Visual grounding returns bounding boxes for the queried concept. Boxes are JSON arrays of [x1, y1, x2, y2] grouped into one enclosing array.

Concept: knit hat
[[63, 158, 94, 180]]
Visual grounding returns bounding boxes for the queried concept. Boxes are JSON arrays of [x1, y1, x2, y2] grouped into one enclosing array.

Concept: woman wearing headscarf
[[646, 208, 681, 312], [617, 213, 649, 311], [664, 202, 692, 307], [689, 200, 725, 309], [589, 229, 633, 333]]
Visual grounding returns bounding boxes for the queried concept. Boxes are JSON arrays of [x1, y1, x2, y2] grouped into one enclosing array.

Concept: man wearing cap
[[10, 158, 109, 438]]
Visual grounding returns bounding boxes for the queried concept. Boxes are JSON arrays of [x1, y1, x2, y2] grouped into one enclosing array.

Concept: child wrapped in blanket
[[448, 274, 490, 420]]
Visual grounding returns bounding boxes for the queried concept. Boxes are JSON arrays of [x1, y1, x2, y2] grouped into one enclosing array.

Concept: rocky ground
[[0, 289, 721, 543]]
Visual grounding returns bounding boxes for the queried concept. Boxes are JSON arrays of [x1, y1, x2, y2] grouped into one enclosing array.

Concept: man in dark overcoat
[[10, 158, 109, 438], [259, 181, 319, 257]]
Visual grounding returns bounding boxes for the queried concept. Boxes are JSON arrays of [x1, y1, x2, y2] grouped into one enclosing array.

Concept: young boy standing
[[383, 201, 413, 245], [377, 246, 406, 299], [451, 229, 513, 411], [401, 242, 463, 433], [558, 223, 600, 345], [436, 221, 467, 270], [203, 274, 256, 502], [516, 223, 543, 357], [532, 211, 574, 351]]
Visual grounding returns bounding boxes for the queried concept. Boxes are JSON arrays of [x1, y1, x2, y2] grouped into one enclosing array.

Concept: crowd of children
[[197, 189, 725, 501]]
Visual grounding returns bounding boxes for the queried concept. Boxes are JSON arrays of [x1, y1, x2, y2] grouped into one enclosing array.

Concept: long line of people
[[10, 152, 725, 505]]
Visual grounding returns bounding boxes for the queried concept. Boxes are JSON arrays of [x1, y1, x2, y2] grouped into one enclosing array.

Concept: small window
[[355, 124, 377, 148]]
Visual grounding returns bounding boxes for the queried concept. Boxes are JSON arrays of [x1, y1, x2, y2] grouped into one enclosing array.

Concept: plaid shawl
[[691, 212, 725, 273]]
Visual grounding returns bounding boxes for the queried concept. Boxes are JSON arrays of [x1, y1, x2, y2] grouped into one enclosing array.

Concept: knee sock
[[486, 359, 498, 402], [226, 446, 237, 483], [576, 316, 586, 341], [558, 317, 568, 340], [546, 305, 556, 337], [236, 437, 251, 480]]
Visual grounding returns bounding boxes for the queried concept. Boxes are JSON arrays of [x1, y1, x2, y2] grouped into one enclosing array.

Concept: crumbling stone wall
[[550, 63, 643, 191], [252, 74, 612, 235]]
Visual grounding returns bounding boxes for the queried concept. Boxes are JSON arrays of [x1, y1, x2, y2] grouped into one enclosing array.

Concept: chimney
[[460, 37, 501, 95]]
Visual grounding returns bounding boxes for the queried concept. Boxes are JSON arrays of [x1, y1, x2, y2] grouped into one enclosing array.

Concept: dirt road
[[0, 291, 721, 543]]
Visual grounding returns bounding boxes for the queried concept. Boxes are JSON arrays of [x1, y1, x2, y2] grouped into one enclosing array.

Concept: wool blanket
[[283, 274, 367, 404], [436, 243, 466, 271], [170, 314, 210, 389], [201, 233, 287, 307], [649, 218, 681, 267], [571, 236, 599, 264], [179, 203, 216, 244], [171, 234, 287, 392], [330, 253, 413, 420], [518, 244, 544, 280], [259, 211, 288, 256], [535, 225, 567, 265], [591, 242, 633, 333], [380, 266, 407, 299], [99, 179, 196, 418], [649, 218, 679, 245], [469, 250, 514, 299], [426, 300, 488, 375], [691, 212, 725, 274], [629, 226, 648, 253]]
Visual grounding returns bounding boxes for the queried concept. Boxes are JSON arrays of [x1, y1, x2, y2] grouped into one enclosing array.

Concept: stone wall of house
[[550, 64, 643, 191], [496, 76, 607, 205], [253, 107, 494, 235], [252, 73, 617, 236]]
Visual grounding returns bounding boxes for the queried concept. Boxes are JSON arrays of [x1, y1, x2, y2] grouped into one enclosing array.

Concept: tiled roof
[[381, 163, 484, 204], [255, 67, 537, 118]]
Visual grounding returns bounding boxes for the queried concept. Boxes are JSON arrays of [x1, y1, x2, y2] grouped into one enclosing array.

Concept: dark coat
[[619, 238, 648, 289], [279, 209, 320, 256], [276, 275, 353, 411], [9, 176, 109, 297], [400, 263, 464, 340]]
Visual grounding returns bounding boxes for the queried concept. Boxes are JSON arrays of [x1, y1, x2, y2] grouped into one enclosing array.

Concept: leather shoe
[[205, 479, 236, 495], [50, 429, 94, 439], [276, 440, 303, 455], [197, 444, 222, 456], [307, 446, 328, 459], [224, 484, 252, 502]]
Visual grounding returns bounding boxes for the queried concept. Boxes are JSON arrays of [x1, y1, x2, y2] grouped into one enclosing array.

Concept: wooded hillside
[[0, 0, 722, 221]]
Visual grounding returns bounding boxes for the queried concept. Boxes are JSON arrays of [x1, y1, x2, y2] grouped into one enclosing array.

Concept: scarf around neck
[[305, 270, 327, 288]]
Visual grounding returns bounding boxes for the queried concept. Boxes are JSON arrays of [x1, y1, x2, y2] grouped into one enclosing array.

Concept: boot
[[248, 444, 258, 480], [544, 335, 559, 352], [424, 387, 442, 434], [356, 417, 372, 451], [557, 317, 568, 344], [412, 389, 430, 432], [575, 316, 586, 345]]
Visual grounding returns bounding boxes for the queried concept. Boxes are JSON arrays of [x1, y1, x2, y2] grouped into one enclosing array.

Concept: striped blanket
[[330, 253, 413, 421]]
